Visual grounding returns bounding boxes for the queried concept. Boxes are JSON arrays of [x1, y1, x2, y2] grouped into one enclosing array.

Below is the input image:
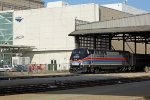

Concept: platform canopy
[[69, 13, 150, 38], [69, 13, 150, 54], [0, 44, 34, 65], [0, 44, 34, 50]]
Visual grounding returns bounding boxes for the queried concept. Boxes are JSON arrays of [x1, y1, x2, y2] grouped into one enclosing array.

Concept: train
[[69, 48, 150, 73]]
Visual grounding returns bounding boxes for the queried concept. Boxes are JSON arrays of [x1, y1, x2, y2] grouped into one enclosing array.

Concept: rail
[[1, 76, 150, 96]]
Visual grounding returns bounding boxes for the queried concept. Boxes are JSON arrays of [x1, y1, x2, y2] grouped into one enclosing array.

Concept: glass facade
[[0, 11, 13, 45], [0, 11, 13, 65]]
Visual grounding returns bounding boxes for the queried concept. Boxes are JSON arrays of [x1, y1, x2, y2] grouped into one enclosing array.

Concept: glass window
[[0, 12, 13, 45]]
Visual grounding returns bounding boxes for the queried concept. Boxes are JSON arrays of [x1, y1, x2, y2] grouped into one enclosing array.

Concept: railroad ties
[[1, 76, 150, 96]]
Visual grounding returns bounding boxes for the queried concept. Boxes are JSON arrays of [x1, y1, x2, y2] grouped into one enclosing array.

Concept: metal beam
[[123, 34, 125, 51], [145, 38, 147, 54], [93, 35, 97, 49], [109, 34, 112, 50], [134, 36, 137, 54], [75, 36, 80, 48]]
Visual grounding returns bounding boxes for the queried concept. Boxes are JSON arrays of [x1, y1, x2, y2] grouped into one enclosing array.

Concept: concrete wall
[[47, 1, 69, 8], [23, 50, 71, 70], [99, 6, 131, 21], [13, 4, 100, 50], [112, 40, 150, 54]]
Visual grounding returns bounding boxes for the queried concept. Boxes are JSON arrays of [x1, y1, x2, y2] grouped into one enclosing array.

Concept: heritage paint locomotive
[[69, 48, 150, 73]]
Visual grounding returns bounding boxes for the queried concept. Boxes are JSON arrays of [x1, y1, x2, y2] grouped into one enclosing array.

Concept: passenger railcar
[[69, 48, 150, 73]]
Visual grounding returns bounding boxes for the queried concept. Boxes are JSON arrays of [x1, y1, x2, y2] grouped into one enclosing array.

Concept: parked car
[[0, 65, 13, 72]]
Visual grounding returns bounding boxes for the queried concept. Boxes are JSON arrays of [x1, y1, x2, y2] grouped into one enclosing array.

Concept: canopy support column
[[134, 36, 137, 54], [123, 34, 125, 51], [145, 38, 147, 54], [109, 34, 112, 50]]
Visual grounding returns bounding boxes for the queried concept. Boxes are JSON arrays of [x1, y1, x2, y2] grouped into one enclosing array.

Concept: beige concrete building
[[102, 3, 148, 15], [0, 0, 44, 11]]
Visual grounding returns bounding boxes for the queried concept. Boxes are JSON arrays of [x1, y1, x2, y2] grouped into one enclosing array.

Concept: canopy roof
[[69, 13, 150, 38]]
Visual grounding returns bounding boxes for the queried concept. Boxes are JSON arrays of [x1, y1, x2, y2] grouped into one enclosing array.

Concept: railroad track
[[0, 73, 78, 80], [1, 76, 150, 96]]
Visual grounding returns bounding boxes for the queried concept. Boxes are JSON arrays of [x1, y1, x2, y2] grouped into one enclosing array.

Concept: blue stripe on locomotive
[[83, 60, 124, 63], [71, 59, 125, 66]]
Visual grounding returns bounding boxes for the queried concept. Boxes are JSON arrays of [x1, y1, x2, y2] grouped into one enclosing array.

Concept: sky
[[44, 0, 150, 11]]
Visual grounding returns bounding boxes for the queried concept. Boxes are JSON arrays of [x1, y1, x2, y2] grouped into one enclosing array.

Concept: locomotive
[[69, 48, 150, 73]]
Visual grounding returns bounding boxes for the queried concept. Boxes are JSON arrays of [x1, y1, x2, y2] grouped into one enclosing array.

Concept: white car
[[0, 65, 13, 72]]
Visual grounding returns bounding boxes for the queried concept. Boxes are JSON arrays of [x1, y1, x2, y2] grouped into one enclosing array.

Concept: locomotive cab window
[[88, 49, 94, 54], [70, 49, 90, 60]]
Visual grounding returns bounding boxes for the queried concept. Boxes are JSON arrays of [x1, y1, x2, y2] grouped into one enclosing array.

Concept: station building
[[102, 3, 148, 15], [0, 1, 148, 70]]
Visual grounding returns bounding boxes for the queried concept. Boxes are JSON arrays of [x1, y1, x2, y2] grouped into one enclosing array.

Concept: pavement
[[1, 80, 150, 100]]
